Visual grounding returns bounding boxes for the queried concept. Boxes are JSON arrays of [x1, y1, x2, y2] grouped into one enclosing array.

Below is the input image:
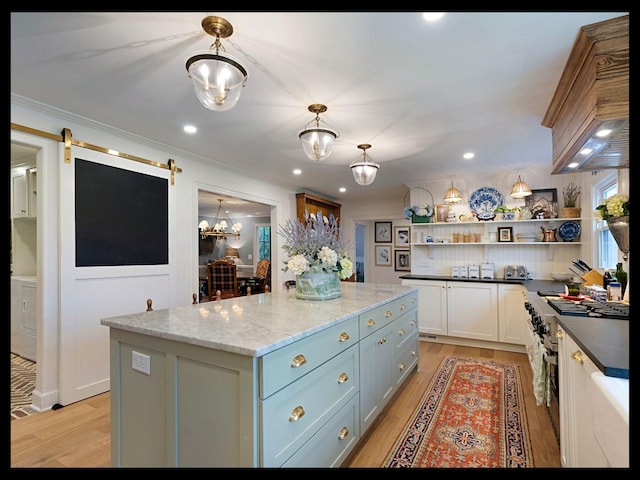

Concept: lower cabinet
[[446, 281, 498, 341], [497, 283, 526, 345], [109, 291, 419, 468], [558, 328, 609, 467], [401, 279, 447, 335], [10, 276, 37, 361]]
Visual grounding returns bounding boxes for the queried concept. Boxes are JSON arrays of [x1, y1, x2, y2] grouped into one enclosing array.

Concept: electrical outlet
[[434, 267, 442, 274], [132, 351, 151, 375], [419, 259, 429, 266]]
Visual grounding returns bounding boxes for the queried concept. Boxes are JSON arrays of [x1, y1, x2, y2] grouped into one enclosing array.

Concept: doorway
[[355, 223, 366, 282]]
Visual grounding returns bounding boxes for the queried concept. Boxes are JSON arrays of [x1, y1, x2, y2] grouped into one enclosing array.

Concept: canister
[[607, 282, 622, 301]]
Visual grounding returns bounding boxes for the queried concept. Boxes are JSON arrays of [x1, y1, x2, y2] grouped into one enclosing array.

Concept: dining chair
[[251, 259, 271, 294], [208, 259, 239, 300]]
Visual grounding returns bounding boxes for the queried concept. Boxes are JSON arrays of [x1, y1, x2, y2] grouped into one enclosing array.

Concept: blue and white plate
[[558, 221, 580, 242], [469, 187, 504, 220]]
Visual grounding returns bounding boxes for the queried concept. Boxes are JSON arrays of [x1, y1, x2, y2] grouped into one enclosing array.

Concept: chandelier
[[199, 199, 243, 239], [350, 144, 380, 186], [185, 16, 248, 112], [298, 104, 339, 161]]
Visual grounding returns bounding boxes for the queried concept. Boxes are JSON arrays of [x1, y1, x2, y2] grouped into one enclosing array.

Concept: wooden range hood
[[542, 15, 628, 174]]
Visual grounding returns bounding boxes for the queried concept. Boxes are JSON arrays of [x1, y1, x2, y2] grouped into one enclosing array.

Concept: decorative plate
[[468, 187, 504, 220], [558, 221, 580, 242]]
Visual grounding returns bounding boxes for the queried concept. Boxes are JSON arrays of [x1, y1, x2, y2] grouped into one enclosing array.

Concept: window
[[256, 225, 271, 261], [594, 174, 618, 270]]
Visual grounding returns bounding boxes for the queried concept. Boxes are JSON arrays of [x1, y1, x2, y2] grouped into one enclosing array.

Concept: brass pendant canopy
[[299, 104, 339, 161], [185, 16, 248, 112]]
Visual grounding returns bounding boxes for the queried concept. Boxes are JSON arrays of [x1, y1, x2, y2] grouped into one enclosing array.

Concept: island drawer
[[260, 315, 358, 399], [393, 307, 418, 353], [359, 292, 415, 339], [280, 393, 360, 468], [261, 344, 359, 467], [394, 331, 419, 388]]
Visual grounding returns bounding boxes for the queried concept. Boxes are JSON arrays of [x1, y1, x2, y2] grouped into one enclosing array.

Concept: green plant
[[493, 205, 517, 213], [563, 182, 581, 207]]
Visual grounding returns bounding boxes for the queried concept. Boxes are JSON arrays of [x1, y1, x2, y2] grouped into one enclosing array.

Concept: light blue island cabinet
[[101, 282, 419, 468]]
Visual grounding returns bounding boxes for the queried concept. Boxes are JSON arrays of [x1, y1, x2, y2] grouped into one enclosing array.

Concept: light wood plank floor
[[10, 340, 560, 468]]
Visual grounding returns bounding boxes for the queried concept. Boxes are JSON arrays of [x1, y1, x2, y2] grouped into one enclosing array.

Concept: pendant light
[[350, 144, 380, 186], [185, 16, 248, 112], [299, 104, 339, 161], [443, 181, 462, 203], [510, 175, 532, 199]]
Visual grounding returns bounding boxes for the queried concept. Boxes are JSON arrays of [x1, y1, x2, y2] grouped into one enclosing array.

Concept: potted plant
[[560, 182, 581, 218]]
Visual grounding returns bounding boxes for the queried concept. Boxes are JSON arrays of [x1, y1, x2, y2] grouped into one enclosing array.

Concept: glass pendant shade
[[510, 175, 532, 198], [351, 144, 380, 186], [444, 182, 462, 203], [299, 104, 338, 161], [185, 16, 248, 112]]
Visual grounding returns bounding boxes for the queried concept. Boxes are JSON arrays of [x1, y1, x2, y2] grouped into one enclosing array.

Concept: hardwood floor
[[10, 340, 561, 468]]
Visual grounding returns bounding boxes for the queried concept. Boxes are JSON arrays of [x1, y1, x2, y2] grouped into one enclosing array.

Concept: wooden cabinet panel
[[296, 192, 341, 225]]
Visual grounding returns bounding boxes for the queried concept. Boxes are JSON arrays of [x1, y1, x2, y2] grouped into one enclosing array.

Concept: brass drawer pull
[[289, 406, 305, 422], [377, 337, 387, 345], [385, 310, 392, 317], [399, 363, 405, 370], [555, 330, 564, 339], [571, 351, 584, 365], [291, 354, 307, 368], [338, 427, 349, 440], [400, 304, 406, 310], [338, 331, 350, 342], [367, 318, 376, 327], [337, 372, 349, 384], [411, 350, 416, 356], [410, 321, 416, 327], [398, 328, 405, 336]]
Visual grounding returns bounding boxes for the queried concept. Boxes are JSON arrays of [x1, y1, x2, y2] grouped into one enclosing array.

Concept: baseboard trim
[[419, 334, 526, 354]]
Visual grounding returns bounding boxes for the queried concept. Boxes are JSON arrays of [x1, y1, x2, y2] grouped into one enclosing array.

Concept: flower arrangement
[[594, 194, 630, 221], [278, 211, 353, 279], [403, 204, 433, 220]]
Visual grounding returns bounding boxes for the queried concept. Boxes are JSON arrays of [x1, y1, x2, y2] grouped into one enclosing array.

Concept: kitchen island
[[101, 282, 419, 468]]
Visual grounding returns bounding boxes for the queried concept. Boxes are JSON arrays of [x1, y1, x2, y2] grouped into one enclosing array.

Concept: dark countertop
[[400, 275, 629, 379]]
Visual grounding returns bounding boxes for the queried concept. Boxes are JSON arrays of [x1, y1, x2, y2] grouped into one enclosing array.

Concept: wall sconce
[[299, 104, 339, 161], [443, 181, 462, 203], [350, 144, 380, 186], [510, 175, 532, 199], [185, 16, 248, 112]]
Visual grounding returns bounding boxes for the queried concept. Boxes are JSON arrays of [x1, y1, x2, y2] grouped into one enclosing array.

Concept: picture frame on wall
[[394, 226, 411, 247], [394, 249, 410, 271], [435, 204, 450, 223], [375, 221, 392, 243], [528, 188, 558, 219], [498, 226, 513, 242], [375, 245, 392, 266]]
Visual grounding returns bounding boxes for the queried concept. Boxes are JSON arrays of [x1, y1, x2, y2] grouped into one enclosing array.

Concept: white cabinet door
[[446, 281, 498, 341], [11, 170, 28, 218], [497, 283, 526, 345], [558, 328, 609, 467], [401, 279, 447, 335]]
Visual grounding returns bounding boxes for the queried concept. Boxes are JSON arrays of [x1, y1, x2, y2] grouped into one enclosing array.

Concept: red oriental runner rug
[[383, 356, 534, 468]]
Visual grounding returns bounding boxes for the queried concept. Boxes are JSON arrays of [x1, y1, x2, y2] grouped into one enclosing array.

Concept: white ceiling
[[10, 11, 627, 217]]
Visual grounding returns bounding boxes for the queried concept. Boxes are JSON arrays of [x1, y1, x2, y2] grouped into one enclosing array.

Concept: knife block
[[581, 269, 604, 287]]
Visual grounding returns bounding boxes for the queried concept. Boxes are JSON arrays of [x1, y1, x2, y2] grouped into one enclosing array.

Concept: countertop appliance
[[504, 265, 527, 279]]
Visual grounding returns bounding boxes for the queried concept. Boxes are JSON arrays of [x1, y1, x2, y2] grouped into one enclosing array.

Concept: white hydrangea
[[339, 258, 353, 280], [286, 254, 309, 276], [318, 246, 338, 268]]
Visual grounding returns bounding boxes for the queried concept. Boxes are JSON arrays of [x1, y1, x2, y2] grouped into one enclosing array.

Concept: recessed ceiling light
[[580, 147, 593, 155], [463, 152, 474, 159], [567, 162, 580, 169], [293, 169, 302, 175], [339, 187, 346, 193], [423, 12, 445, 22], [184, 125, 197, 134], [596, 128, 613, 138]]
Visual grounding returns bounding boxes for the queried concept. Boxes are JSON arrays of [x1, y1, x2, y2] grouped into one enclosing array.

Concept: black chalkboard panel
[[75, 158, 168, 266]]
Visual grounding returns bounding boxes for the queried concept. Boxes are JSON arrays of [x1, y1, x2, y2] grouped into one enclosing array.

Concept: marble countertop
[[101, 282, 417, 358]]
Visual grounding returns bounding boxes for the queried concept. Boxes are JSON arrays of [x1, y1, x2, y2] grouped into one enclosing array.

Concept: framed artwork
[[375, 221, 392, 243], [435, 204, 450, 223], [498, 226, 513, 242], [394, 249, 411, 271], [394, 226, 411, 247], [528, 188, 558, 219], [375, 245, 392, 266]]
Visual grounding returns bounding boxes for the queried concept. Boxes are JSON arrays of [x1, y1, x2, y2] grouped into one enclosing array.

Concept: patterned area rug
[[10, 353, 38, 421], [383, 356, 534, 468]]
